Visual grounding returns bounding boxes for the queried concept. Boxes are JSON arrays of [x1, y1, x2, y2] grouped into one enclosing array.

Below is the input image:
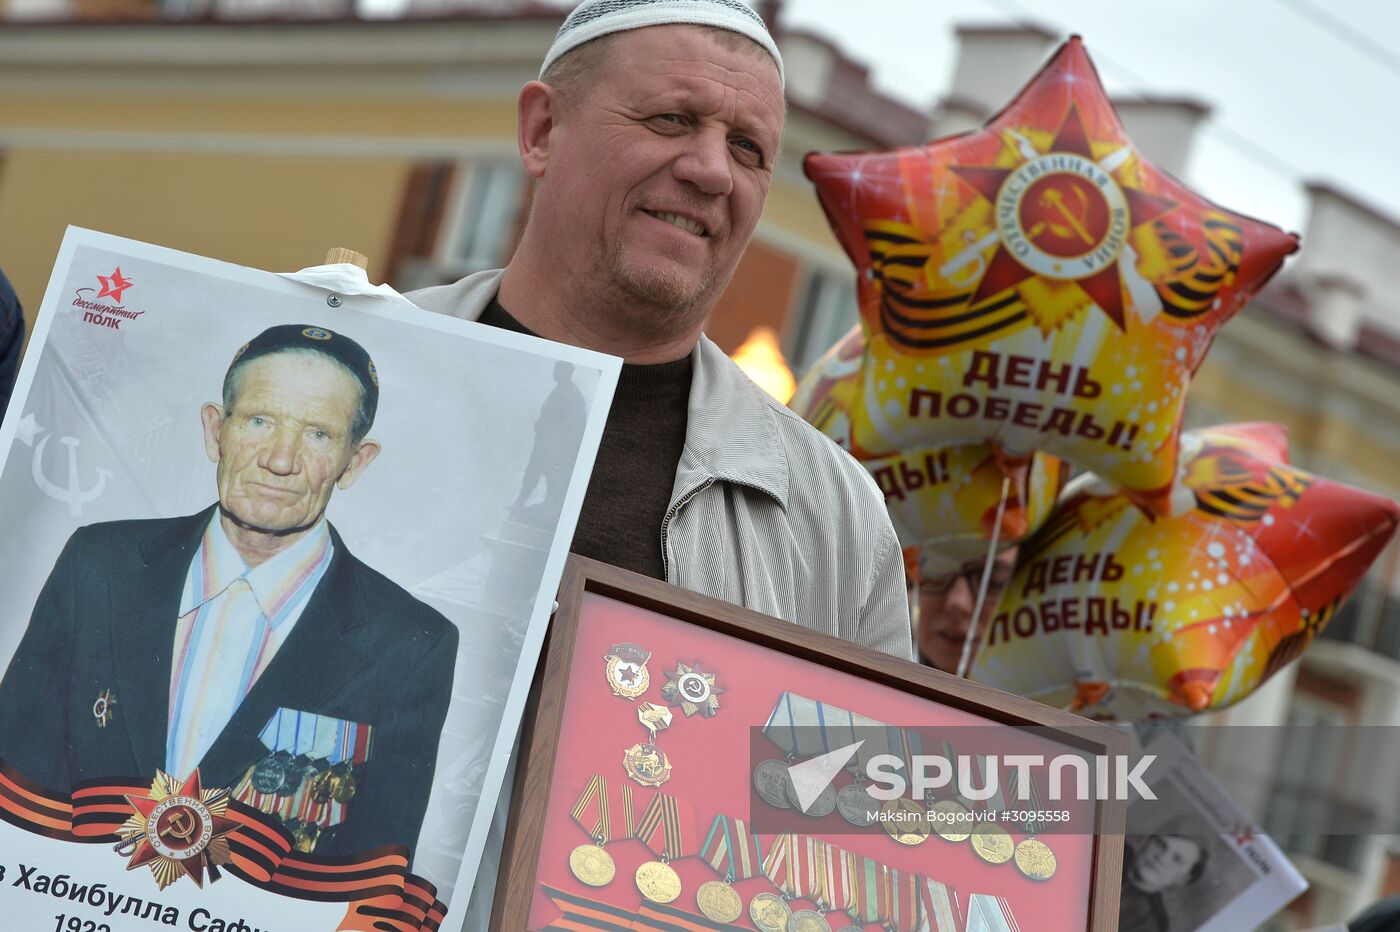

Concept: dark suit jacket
[[0, 506, 459, 859]]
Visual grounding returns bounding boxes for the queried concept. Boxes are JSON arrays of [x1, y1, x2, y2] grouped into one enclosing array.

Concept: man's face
[[201, 352, 378, 535], [917, 548, 1018, 674], [536, 25, 784, 325], [1131, 835, 1202, 893]]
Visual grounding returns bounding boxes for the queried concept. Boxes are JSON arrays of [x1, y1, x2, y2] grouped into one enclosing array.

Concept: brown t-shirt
[[480, 298, 691, 580]]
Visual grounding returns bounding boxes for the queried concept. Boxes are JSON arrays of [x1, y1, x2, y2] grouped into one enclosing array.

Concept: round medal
[[929, 798, 972, 842], [880, 798, 929, 846], [749, 892, 793, 932], [971, 823, 1014, 864], [695, 880, 743, 924], [330, 770, 357, 804], [622, 742, 673, 787], [635, 860, 682, 904], [753, 759, 793, 810], [568, 844, 616, 888], [251, 755, 287, 795], [785, 772, 837, 818], [1014, 837, 1058, 881], [789, 908, 833, 932], [836, 783, 877, 826]]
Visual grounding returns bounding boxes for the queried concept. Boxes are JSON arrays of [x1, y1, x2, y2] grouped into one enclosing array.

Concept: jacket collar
[[410, 269, 789, 510]]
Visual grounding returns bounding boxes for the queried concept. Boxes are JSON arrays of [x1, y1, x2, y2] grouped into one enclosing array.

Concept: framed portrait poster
[[499, 557, 1129, 931], [0, 228, 619, 931]]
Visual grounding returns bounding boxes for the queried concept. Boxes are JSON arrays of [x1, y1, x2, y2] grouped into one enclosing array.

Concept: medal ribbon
[[568, 766, 618, 839], [636, 792, 696, 860], [920, 878, 961, 932], [760, 832, 791, 890], [792, 836, 856, 911], [852, 855, 888, 924], [885, 864, 922, 932], [700, 815, 766, 882]]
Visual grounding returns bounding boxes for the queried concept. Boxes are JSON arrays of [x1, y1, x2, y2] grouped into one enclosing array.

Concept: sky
[[774, 0, 1400, 236], [359, 0, 1400, 237]]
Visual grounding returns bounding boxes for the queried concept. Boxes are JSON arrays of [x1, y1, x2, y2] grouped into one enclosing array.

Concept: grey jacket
[[407, 269, 913, 659]]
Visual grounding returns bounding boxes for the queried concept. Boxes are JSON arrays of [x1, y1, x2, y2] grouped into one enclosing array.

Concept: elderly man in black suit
[[0, 325, 457, 858]]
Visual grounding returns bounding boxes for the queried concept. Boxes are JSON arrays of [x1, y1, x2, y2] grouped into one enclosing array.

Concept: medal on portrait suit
[[232, 708, 372, 853]]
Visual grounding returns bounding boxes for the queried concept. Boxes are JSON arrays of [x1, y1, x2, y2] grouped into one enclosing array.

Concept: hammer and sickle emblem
[[32, 434, 112, 517], [166, 810, 197, 843], [1034, 184, 1095, 246]]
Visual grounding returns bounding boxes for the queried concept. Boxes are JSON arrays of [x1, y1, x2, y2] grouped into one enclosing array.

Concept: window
[[786, 267, 858, 375], [441, 160, 527, 275]]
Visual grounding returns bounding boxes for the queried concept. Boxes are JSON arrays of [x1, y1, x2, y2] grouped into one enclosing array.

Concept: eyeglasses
[[918, 564, 1015, 598]]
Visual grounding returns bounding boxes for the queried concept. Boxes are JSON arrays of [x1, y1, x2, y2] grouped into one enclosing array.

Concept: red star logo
[[950, 105, 1176, 330], [96, 267, 133, 304], [122, 770, 238, 889]]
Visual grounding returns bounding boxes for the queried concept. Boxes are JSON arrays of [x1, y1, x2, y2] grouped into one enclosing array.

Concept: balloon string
[[956, 476, 1011, 680]]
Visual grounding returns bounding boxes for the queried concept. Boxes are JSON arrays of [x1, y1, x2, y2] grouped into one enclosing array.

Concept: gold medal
[[790, 908, 833, 931], [695, 880, 743, 923], [880, 797, 929, 846], [604, 643, 651, 700], [971, 822, 1014, 864], [330, 770, 357, 804], [637, 702, 673, 741], [568, 843, 616, 887], [622, 742, 673, 787], [291, 820, 321, 854], [1014, 837, 1057, 880], [635, 859, 682, 904], [749, 892, 792, 931], [929, 798, 972, 842]]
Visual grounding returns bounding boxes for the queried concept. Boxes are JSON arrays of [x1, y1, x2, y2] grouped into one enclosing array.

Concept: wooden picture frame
[[495, 556, 1126, 930]]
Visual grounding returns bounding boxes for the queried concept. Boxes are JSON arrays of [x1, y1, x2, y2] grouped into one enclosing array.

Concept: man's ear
[[518, 80, 561, 179], [200, 403, 224, 464], [336, 439, 382, 491]]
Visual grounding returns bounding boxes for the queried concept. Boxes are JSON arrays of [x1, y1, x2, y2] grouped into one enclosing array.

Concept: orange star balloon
[[804, 37, 1299, 515], [790, 325, 1066, 575], [970, 424, 1400, 720]]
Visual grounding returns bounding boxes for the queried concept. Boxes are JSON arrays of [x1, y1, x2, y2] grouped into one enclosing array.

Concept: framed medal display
[[496, 557, 1129, 931]]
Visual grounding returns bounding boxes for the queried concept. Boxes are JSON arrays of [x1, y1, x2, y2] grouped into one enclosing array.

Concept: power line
[[1275, 0, 1400, 80]]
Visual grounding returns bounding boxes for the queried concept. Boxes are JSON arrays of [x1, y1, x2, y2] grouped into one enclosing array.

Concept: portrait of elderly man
[[0, 324, 458, 858], [409, 0, 911, 659]]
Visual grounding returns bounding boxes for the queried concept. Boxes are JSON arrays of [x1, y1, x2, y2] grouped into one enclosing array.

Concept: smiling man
[[409, 0, 911, 656], [407, 5, 912, 920], [0, 325, 457, 859]]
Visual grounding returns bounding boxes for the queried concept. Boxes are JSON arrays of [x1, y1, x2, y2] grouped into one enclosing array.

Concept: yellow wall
[[0, 94, 519, 139], [0, 149, 411, 329]]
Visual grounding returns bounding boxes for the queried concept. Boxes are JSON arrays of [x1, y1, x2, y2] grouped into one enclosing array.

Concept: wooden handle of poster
[[323, 247, 368, 269]]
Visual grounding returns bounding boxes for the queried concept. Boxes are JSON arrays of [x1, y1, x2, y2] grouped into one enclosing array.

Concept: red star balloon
[[971, 423, 1400, 720], [804, 37, 1299, 515]]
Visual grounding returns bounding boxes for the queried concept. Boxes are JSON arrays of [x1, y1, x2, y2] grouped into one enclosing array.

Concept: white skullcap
[[540, 0, 784, 88]]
